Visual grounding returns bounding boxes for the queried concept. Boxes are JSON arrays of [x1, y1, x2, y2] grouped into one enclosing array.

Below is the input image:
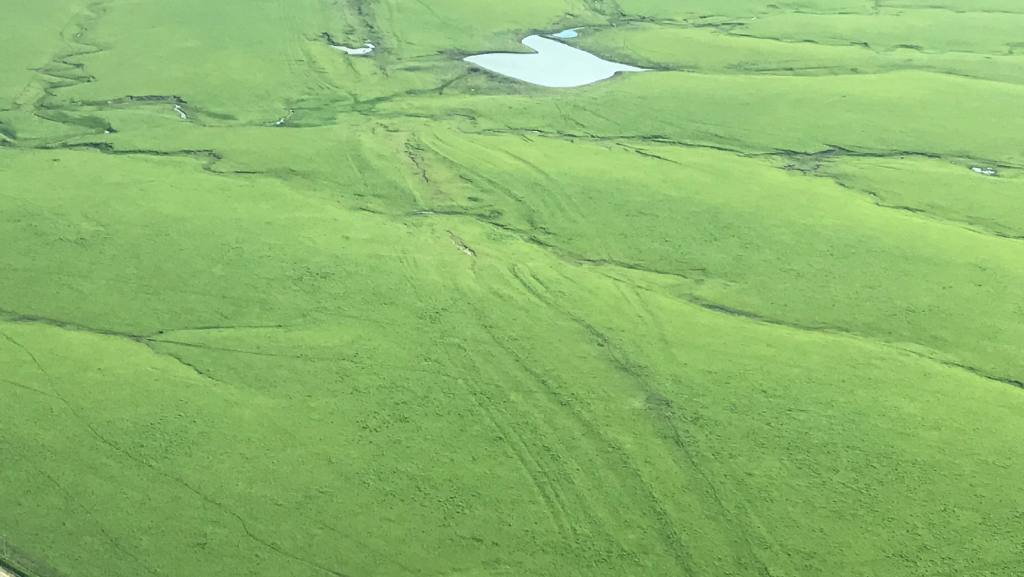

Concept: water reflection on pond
[[465, 35, 645, 88]]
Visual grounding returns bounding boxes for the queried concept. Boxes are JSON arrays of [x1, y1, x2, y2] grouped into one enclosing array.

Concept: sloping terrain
[[2, 1, 1023, 576]]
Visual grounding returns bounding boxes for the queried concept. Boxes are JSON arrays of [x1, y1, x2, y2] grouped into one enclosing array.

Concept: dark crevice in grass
[[403, 142, 432, 185], [676, 295, 1024, 392], [3, 5, 114, 143], [504, 265, 775, 576], [40, 143, 267, 177], [373, 132, 1024, 396], [770, 144, 1023, 175], [473, 127, 750, 157], [937, 360, 1024, 391], [1, 377, 62, 402], [1, 331, 164, 577], [6, 452, 163, 577], [8, 8, 221, 144], [0, 561, 33, 577], [341, 72, 475, 114], [149, 337, 465, 382], [55, 94, 238, 123], [0, 309, 234, 385], [477, 222, 706, 283], [460, 230, 1024, 396], [140, 344, 232, 385], [0, 309, 144, 340], [769, 145, 945, 162], [768, 147, 1024, 243], [148, 338, 304, 360], [447, 230, 477, 256], [827, 176, 1024, 243], [724, 29, 1018, 59], [0, 312, 451, 383], [1, 325, 352, 577], [0, 308, 288, 340], [617, 144, 683, 165], [0, 536, 69, 577], [469, 300, 703, 574]]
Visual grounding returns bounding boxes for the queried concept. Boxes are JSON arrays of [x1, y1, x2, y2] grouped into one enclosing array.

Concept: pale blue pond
[[552, 28, 580, 39], [465, 35, 646, 88]]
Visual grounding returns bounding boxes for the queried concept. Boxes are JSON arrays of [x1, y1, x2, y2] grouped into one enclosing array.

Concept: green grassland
[[2, 1, 1024, 576]]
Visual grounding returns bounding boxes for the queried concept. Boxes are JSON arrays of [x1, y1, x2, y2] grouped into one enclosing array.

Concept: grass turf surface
[[2, 1, 1024, 576]]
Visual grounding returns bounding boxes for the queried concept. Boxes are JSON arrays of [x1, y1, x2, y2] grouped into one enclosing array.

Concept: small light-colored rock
[[334, 42, 374, 55]]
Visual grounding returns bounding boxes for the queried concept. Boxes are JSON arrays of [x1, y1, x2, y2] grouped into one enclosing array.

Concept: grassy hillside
[[2, 1, 1023, 576]]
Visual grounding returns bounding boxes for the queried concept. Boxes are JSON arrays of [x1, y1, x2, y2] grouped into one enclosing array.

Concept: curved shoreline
[[464, 34, 645, 87]]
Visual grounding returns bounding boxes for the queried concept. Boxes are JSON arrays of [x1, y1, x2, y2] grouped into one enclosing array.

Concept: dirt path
[[0, 567, 17, 577]]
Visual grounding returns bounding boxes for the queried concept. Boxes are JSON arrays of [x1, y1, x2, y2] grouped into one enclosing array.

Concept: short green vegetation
[[2, 1, 1023, 576]]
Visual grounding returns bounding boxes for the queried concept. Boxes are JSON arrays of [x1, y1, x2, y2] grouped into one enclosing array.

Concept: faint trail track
[[4, 2, 1024, 576], [1, 323, 352, 577]]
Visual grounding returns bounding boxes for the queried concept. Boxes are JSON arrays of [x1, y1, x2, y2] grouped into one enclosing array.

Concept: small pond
[[465, 34, 645, 88]]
